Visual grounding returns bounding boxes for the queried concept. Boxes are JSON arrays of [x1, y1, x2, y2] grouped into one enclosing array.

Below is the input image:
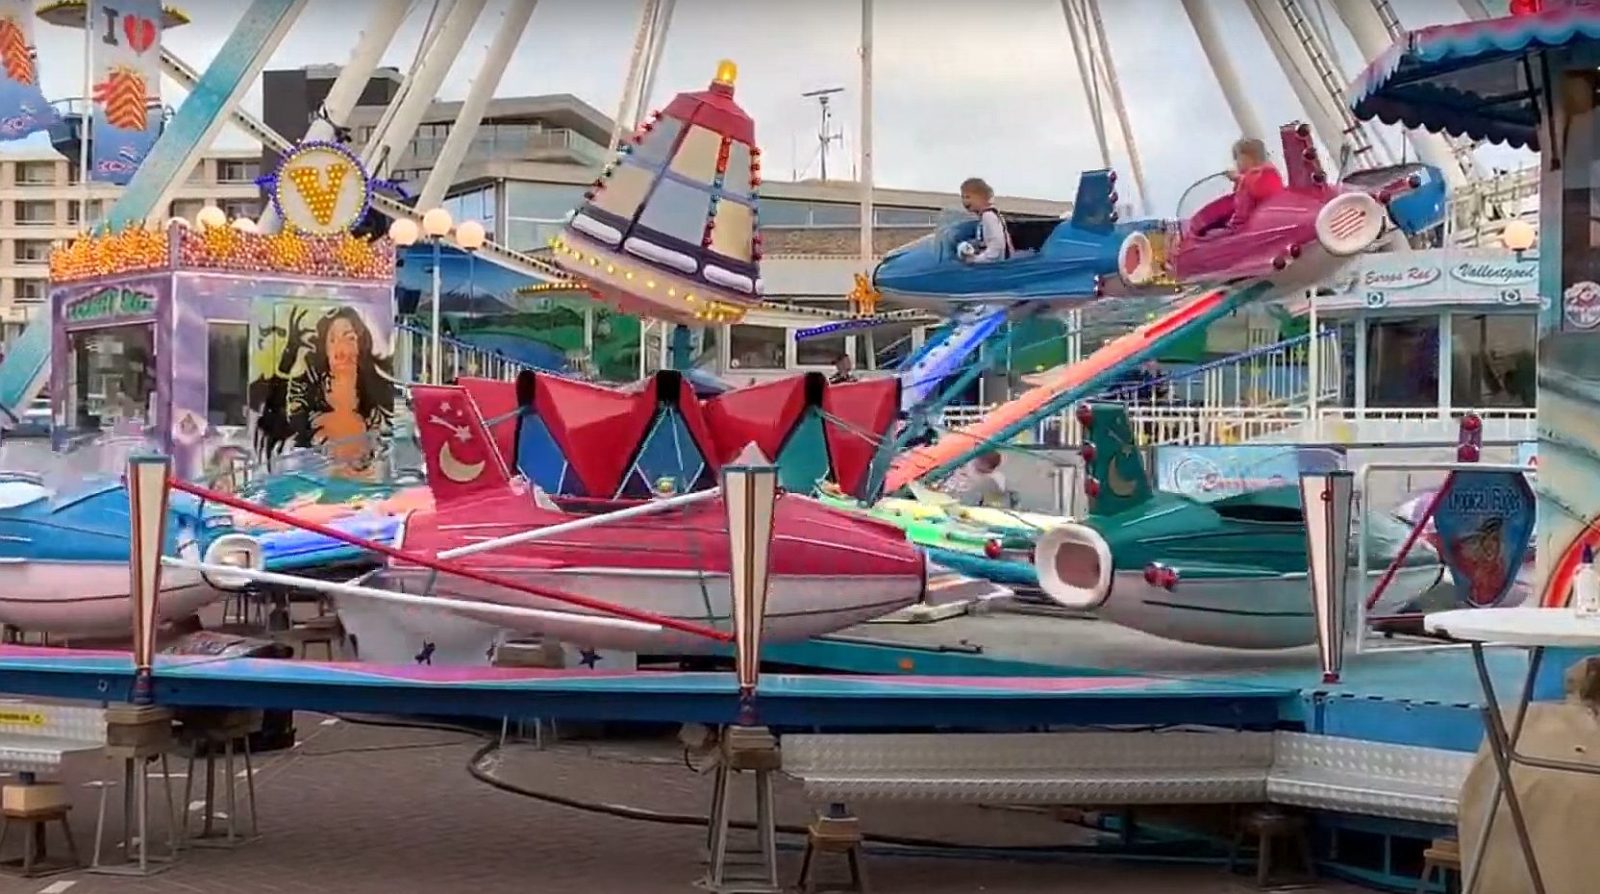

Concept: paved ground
[[0, 714, 1369, 894]]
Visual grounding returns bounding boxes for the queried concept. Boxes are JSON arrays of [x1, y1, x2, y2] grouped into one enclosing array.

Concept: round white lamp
[[231, 217, 258, 234], [388, 217, 420, 247], [421, 208, 453, 240], [456, 219, 486, 251], [1502, 219, 1537, 253], [166, 217, 190, 230], [195, 205, 227, 230]]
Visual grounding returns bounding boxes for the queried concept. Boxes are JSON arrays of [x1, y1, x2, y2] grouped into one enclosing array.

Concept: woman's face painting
[[327, 317, 360, 377]]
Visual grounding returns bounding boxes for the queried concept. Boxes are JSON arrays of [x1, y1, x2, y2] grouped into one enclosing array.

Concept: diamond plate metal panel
[[784, 730, 1273, 805], [784, 730, 1274, 775], [0, 702, 106, 774], [1266, 732, 1470, 824], [782, 730, 1471, 822], [799, 771, 1267, 805]]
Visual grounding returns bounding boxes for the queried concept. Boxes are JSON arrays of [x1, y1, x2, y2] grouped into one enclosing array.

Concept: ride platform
[[0, 643, 1288, 730], [768, 612, 1582, 753]]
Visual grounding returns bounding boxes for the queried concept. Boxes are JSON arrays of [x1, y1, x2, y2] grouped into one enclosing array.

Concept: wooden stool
[[280, 615, 342, 660], [0, 792, 79, 878], [795, 804, 869, 893], [1417, 838, 1461, 894], [1227, 807, 1316, 889]]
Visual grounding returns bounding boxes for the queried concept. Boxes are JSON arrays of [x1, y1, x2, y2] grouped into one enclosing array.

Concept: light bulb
[[422, 207, 453, 238]]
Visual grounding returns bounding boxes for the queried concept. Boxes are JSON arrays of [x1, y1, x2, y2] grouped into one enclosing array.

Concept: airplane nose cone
[[1034, 523, 1113, 610]]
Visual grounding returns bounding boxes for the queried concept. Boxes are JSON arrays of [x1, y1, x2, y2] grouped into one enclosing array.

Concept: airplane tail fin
[[1076, 402, 1153, 517], [1280, 122, 1326, 191], [1069, 169, 1119, 235], [410, 384, 516, 506]]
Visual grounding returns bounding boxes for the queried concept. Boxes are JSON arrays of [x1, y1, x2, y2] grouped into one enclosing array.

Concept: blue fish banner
[[1434, 469, 1536, 608], [1153, 444, 1345, 502], [0, 1, 58, 141], [89, 0, 162, 184]]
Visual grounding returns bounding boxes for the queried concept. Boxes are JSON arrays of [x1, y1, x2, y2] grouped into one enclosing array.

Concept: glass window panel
[[728, 325, 785, 370], [756, 199, 810, 227], [505, 182, 585, 222], [1450, 313, 1536, 408], [69, 325, 155, 433], [592, 165, 657, 222], [1364, 315, 1439, 408], [810, 202, 860, 226], [709, 199, 754, 262], [207, 323, 250, 426], [721, 141, 753, 199], [876, 206, 937, 226], [796, 333, 848, 367], [668, 125, 725, 184], [630, 117, 684, 167], [637, 176, 712, 244]]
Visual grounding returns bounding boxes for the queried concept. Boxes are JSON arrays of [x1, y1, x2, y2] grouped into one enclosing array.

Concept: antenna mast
[[801, 86, 845, 180]]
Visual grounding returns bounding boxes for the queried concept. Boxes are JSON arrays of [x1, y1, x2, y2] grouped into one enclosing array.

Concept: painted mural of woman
[[250, 305, 394, 473]]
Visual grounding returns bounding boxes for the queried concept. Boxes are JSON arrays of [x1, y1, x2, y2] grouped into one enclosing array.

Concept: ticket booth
[[48, 223, 396, 481]]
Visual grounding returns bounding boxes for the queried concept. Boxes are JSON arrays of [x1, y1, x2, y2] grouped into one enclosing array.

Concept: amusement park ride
[[0, 0, 1593, 890]]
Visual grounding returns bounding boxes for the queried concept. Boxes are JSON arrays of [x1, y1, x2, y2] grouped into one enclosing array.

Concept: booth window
[[728, 324, 785, 370], [68, 325, 155, 433], [796, 332, 848, 367], [207, 323, 249, 426], [1450, 313, 1535, 408], [1365, 316, 1439, 408]]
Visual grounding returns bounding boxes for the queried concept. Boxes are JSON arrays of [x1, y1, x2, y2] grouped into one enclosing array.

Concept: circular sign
[[1564, 280, 1600, 330], [270, 142, 372, 236]]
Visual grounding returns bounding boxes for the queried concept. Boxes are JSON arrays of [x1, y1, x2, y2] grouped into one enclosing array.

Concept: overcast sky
[[18, 0, 1527, 208]]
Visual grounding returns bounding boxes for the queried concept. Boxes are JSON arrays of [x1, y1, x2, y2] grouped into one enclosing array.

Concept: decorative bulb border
[[549, 233, 747, 323], [261, 140, 376, 236]]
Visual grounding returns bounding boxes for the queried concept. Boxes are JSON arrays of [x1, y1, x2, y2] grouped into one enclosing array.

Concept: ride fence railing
[[393, 322, 546, 386], [940, 328, 1343, 438], [1444, 164, 1540, 248]]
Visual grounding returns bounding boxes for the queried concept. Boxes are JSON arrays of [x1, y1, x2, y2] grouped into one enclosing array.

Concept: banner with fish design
[[0, 1, 57, 141], [89, 0, 162, 184], [1433, 469, 1536, 608], [1153, 444, 1346, 503]]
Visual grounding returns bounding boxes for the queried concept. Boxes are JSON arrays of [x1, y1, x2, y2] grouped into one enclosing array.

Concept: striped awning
[[1350, 6, 1600, 151]]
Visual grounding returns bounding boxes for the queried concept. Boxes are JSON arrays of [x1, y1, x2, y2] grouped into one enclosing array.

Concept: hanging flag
[[0, 1, 56, 141], [89, 0, 162, 184]]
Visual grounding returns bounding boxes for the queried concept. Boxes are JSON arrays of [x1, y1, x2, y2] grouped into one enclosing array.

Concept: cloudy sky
[[18, 0, 1527, 208]]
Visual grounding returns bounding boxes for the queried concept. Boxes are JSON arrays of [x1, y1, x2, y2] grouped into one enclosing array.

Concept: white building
[[0, 148, 265, 342]]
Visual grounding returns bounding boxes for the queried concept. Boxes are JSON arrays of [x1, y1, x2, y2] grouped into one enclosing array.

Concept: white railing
[[1444, 165, 1539, 248], [1276, 407, 1536, 445], [939, 404, 1536, 448], [393, 324, 538, 385]]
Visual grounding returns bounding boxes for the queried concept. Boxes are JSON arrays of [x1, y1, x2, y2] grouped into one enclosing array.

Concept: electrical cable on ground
[[325, 713, 1222, 865]]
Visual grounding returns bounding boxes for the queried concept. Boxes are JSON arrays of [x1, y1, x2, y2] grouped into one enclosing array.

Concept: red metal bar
[[1364, 478, 1451, 611], [170, 478, 732, 643]]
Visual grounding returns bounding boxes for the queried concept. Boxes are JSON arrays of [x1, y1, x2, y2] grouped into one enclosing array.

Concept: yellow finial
[[714, 59, 738, 87]]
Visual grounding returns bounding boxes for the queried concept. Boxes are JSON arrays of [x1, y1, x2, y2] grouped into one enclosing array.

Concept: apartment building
[[0, 149, 266, 341]]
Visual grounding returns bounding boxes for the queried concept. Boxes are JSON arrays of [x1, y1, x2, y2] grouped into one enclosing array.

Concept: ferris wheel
[[129, 0, 1502, 291]]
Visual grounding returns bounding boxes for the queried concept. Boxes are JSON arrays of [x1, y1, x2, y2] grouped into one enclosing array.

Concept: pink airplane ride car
[[1117, 122, 1433, 292]]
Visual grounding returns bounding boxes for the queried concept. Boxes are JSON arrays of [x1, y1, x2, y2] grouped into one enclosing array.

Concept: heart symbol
[[123, 16, 156, 54]]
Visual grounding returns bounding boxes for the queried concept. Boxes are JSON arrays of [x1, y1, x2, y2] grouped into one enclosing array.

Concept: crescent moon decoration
[[1107, 449, 1140, 498], [438, 441, 486, 484]]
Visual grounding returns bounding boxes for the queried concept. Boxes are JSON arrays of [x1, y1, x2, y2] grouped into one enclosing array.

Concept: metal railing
[[939, 404, 1535, 449], [392, 323, 541, 385], [1444, 165, 1539, 248]]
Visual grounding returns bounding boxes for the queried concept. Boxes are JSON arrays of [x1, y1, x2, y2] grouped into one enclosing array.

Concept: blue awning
[[1350, 7, 1600, 151]]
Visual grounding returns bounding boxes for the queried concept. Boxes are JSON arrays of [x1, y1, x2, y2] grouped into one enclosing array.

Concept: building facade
[[0, 148, 265, 342]]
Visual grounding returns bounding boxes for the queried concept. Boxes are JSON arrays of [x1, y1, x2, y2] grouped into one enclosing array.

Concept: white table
[[1424, 607, 1600, 894]]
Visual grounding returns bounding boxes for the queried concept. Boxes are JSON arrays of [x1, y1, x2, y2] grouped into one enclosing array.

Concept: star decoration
[[578, 649, 603, 669]]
